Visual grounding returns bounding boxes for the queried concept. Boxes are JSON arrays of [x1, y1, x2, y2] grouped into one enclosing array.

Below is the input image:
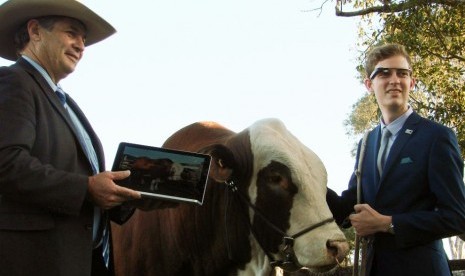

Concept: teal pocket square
[[400, 157, 413, 164]]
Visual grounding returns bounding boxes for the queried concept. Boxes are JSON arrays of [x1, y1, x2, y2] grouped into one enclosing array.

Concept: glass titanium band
[[369, 67, 412, 80]]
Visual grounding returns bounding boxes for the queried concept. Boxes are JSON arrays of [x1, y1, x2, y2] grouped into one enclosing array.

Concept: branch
[[422, 9, 465, 62], [336, 0, 465, 17], [303, 0, 331, 17]]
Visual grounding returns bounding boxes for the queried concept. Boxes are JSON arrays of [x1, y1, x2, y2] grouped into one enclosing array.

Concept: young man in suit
[[327, 43, 465, 275], [0, 0, 143, 275]]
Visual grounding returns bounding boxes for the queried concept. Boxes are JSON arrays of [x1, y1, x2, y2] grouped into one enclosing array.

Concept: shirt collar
[[22, 55, 61, 93], [380, 106, 413, 137]]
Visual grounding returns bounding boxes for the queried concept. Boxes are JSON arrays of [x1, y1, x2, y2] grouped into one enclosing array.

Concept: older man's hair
[[13, 16, 86, 57], [364, 43, 412, 79]]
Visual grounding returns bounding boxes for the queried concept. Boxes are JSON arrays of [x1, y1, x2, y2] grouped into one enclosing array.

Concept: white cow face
[[246, 118, 348, 273], [168, 162, 184, 180]]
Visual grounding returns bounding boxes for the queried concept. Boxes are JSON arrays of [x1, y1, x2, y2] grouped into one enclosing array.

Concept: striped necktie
[[100, 213, 111, 268], [55, 87, 110, 268], [55, 88, 67, 106]]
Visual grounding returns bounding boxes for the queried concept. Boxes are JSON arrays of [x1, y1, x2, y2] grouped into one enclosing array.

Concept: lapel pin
[[405, 129, 413, 134]]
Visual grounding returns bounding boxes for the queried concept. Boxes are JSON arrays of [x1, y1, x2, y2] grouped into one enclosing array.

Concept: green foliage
[[344, 2, 465, 158], [344, 93, 379, 156], [341, 227, 356, 266]]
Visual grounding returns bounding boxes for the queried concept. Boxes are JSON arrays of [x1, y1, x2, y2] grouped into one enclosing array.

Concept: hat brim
[[0, 0, 116, 61]]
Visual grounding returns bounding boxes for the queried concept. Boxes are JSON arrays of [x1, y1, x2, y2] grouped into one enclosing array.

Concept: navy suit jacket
[[0, 58, 132, 276], [327, 112, 465, 276]]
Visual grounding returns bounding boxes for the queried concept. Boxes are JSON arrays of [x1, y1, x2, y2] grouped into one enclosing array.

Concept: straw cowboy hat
[[0, 0, 116, 61]]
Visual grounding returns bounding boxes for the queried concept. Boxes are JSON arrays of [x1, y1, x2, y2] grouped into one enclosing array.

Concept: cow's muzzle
[[224, 180, 335, 273]]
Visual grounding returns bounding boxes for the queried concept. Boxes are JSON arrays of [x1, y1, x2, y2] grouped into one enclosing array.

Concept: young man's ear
[[364, 78, 374, 94], [409, 77, 416, 91]]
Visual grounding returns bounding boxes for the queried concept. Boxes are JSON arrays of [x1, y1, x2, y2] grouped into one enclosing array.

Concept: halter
[[223, 180, 335, 272]]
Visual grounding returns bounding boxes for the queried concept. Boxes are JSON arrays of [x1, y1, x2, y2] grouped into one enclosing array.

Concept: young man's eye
[[378, 70, 391, 77], [398, 70, 410, 77]]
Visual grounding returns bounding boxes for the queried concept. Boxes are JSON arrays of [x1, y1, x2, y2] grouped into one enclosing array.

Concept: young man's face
[[364, 55, 415, 117]]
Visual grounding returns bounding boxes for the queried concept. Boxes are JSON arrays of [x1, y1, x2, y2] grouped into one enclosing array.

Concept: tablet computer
[[112, 142, 211, 205]]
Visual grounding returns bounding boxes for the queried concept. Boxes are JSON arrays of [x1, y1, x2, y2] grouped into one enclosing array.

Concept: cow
[[111, 118, 349, 276], [131, 157, 174, 181]]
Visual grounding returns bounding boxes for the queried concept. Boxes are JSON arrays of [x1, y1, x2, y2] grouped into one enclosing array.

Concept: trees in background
[[336, 0, 465, 259], [338, 0, 465, 157]]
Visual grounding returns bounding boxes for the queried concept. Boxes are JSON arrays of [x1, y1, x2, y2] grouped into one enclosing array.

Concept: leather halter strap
[[223, 180, 335, 272]]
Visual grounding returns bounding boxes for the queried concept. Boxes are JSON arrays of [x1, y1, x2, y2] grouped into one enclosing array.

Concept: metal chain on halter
[[353, 131, 370, 276]]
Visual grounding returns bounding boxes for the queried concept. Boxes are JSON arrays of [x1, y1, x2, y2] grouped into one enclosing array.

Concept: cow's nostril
[[326, 240, 337, 254], [326, 239, 350, 264]]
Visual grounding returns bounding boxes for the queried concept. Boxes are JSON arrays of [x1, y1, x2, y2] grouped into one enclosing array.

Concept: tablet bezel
[[111, 142, 211, 205]]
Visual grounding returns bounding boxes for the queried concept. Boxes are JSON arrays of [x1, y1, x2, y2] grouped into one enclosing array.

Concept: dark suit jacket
[[0, 58, 131, 276], [327, 112, 465, 276]]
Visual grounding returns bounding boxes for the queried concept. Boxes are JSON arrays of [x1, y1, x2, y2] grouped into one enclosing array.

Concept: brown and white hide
[[111, 118, 349, 276]]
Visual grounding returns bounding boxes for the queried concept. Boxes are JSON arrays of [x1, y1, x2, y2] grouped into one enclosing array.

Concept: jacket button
[[85, 224, 92, 230]]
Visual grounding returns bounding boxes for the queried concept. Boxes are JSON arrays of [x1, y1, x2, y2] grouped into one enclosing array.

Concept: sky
[[0, 0, 366, 195]]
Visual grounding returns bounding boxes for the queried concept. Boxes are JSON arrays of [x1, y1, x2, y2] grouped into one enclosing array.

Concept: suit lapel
[[17, 58, 104, 172], [66, 96, 105, 171], [18, 58, 71, 123], [363, 126, 382, 205], [362, 112, 422, 204], [379, 112, 421, 184]]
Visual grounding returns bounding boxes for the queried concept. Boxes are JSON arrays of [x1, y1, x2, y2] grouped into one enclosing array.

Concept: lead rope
[[223, 181, 278, 263], [353, 131, 369, 276], [223, 182, 278, 263], [224, 183, 234, 260]]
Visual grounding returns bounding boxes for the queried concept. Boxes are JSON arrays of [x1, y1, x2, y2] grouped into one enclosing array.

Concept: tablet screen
[[112, 142, 211, 205]]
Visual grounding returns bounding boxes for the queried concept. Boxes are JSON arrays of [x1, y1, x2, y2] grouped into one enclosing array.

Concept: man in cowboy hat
[[0, 0, 142, 275]]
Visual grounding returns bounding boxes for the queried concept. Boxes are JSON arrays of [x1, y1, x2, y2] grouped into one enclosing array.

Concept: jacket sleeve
[[326, 138, 362, 226]]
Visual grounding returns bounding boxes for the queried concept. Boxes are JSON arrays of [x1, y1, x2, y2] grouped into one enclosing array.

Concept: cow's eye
[[269, 175, 282, 183], [257, 161, 296, 194]]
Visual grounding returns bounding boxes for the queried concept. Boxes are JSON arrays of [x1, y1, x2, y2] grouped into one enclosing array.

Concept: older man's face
[[32, 17, 87, 83]]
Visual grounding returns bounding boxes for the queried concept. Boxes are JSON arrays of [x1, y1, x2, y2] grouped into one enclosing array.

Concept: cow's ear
[[200, 144, 235, 183]]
